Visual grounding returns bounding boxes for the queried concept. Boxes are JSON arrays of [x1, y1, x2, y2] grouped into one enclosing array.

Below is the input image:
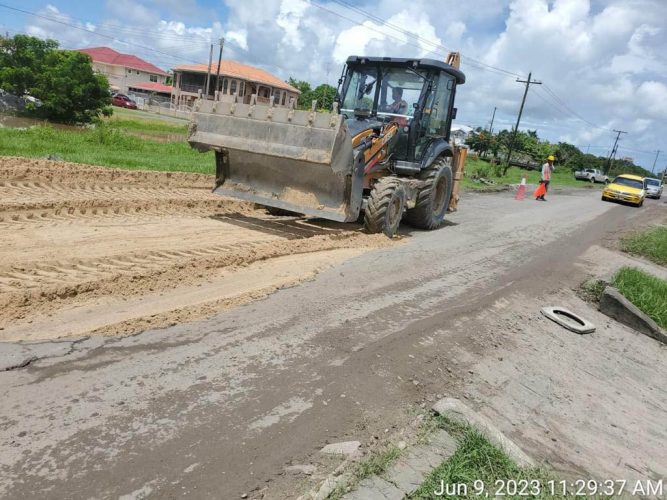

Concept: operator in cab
[[387, 87, 408, 114]]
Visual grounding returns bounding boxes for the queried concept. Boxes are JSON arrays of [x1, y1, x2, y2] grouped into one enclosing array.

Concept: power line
[[327, 0, 522, 78], [0, 4, 302, 85], [0, 3, 203, 66], [542, 83, 610, 131], [310, 0, 520, 79]]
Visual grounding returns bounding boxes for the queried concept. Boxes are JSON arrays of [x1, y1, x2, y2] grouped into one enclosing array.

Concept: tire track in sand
[[0, 157, 391, 335]]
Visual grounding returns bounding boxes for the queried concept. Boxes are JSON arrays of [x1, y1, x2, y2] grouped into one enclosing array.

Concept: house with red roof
[[78, 47, 169, 94], [171, 61, 299, 109]]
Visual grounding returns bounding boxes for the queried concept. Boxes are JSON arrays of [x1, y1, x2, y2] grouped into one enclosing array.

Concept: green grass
[[410, 416, 569, 499], [104, 117, 187, 134], [620, 225, 667, 266], [613, 267, 667, 329], [462, 157, 598, 191], [108, 106, 189, 124], [0, 122, 213, 174], [329, 445, 402, 500]]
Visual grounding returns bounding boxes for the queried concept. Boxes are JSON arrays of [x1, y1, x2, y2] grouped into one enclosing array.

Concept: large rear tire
[[364, 177, 406, 237], [404, 157, 453, 230]]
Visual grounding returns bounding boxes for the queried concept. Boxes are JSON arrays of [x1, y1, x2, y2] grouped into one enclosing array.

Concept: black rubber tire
[[265, 206, 300, 216], [404, 157, 453, 230], [364, 177, 406, 237], [590, 177, 595, 183]]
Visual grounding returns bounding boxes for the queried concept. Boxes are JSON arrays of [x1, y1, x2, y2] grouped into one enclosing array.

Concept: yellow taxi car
[[601, 174, 646, 207]]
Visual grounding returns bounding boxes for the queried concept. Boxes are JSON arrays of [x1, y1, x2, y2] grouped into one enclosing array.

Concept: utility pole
[[651, 149, 661, 174], [504, 72, 542, 174], [214, 38, 224, 96], [204, 43, 214, 99], [605, 129, 627, 174], [489, 107, 496, 133], [488, 106, 497, 134]]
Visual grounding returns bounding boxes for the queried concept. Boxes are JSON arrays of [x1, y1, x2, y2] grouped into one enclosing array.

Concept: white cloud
[[17, 0, 667, 168]]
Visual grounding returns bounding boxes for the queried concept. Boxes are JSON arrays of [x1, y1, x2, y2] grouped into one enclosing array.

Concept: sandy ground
[[0, 157, 389, 341], [0, 158, 665, 499]]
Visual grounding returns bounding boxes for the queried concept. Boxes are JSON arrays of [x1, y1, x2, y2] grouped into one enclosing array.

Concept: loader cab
[[338, 57, 465, 164]]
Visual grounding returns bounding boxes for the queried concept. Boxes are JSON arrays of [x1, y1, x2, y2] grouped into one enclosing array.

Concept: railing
[[177, 83, 206, 94]]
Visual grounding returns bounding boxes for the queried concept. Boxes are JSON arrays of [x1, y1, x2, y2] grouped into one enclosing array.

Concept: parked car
[[643, 177, 663, 199], [112, 94, 137, 110], [601, 174, 646, 207], [575, 168, 609, 183]]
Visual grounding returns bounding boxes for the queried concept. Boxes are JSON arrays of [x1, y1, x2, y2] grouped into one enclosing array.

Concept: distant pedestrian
[[536, 155, 555, 201]]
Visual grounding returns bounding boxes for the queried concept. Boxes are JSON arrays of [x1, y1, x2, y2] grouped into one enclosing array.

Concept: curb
[[599, 286, 667, 345], [431, 397, 534, 468], [342, 429, 458, 500]]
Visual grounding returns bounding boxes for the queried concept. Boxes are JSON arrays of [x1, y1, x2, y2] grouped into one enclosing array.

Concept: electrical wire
[[328, 0, 522, 78], [310, 0, 519, 79]]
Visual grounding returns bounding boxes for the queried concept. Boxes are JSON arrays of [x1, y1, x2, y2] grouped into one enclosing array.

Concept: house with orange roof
[[171, 61, 299, 109], [78, 47, 169, 94]]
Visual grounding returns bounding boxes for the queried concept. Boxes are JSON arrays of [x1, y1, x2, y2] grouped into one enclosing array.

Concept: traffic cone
[[515, 175, 526, 201]]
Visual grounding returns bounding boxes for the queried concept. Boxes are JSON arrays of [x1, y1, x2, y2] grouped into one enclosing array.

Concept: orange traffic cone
[[515, 175, 527, 200], [533, 182, 547, 199]]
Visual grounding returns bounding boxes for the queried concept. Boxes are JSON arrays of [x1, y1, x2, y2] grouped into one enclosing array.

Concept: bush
[[472, 164, 492, 179]]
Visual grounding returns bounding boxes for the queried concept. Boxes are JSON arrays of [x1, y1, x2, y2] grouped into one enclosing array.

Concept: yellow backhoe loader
[[188, 55, 465, 236]]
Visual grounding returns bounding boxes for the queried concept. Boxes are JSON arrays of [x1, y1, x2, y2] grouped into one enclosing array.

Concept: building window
[[281, 91, 286, 105], [150, 75, 158, 82], [230, 80, 237, 96], [238, 81, 245, 98], [222, 78, 229, 94]]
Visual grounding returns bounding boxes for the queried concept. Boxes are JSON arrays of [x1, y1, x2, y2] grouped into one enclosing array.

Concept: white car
[[644, 177, 663, 199], [575, 168, 609, 184]]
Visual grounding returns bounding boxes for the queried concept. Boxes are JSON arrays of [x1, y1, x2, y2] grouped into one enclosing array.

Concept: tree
[[0, 34, 110, 123], [287, 77, 313, 109], [311, 84, 336, 111]]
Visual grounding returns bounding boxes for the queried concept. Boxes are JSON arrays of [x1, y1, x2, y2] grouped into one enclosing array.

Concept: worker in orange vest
[[536, 155, 555, 201]]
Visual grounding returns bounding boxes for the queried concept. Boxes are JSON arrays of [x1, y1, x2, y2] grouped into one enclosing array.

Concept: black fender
[[420, 138, 454, 169]]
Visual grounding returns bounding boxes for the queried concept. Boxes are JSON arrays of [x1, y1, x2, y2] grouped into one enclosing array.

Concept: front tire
[[364, 177, 406, 237], [590, 177, 596, 183], [404, 157, 453, 230]]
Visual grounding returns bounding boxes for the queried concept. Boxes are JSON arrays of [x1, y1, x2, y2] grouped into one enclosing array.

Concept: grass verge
[[0, 122, 213, 174], [409, 416, 569, 499], [612, 267, 667, 329], [462, 157, 598, 191], [329, 445, 401, 500], [620, 225, 667, 266]]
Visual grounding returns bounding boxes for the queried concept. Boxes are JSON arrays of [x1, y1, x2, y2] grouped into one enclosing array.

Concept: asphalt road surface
[[1, 189, 665, 499]]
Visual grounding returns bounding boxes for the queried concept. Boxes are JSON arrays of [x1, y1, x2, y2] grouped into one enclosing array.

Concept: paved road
[[0, 190, 664, 499]]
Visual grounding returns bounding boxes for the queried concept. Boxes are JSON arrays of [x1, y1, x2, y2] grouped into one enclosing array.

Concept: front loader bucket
[[188, 98, 362, 222]]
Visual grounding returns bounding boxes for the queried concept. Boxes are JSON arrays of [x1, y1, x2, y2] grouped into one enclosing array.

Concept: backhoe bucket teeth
[[188, 99, 361, 222]]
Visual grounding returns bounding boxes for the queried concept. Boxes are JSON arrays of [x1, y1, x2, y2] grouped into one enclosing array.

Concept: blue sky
[[1, 0, 666, 170]]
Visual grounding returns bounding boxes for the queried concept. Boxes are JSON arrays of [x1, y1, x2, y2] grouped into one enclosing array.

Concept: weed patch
[[620, 226, 667, 266]]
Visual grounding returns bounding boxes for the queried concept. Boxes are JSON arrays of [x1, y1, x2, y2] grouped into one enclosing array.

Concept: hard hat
[[547, 155, 555, 161]]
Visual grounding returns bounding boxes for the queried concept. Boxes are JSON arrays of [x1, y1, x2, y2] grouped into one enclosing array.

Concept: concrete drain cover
[[541, 307, 595, 334]]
